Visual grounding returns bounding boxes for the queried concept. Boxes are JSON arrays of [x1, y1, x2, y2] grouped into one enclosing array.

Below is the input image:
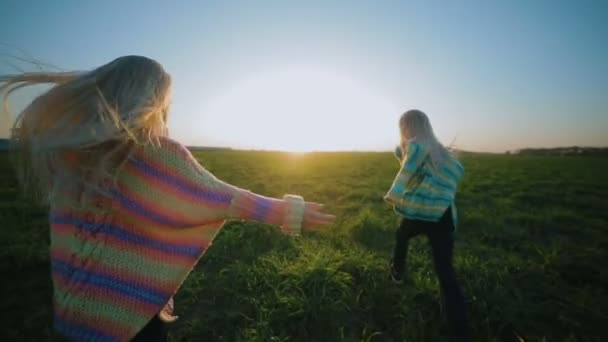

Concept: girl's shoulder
[[405, 138, 424, 150], [406, 140, 426, 157], [137, 136, 192, 159], [127, 136, 199, 171], [394, 140, 424, 160]]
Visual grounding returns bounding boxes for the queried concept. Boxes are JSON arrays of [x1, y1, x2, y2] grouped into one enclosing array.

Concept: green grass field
[[1, 151, 607, 341]]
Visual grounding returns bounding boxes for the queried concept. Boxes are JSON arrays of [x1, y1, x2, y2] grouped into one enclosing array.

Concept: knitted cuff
[[281, 194, 305, 236]]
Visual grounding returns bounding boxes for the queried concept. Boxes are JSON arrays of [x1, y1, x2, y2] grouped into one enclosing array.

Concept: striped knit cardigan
[[384, 142, 464, 224], [49, 137, 306, 341]]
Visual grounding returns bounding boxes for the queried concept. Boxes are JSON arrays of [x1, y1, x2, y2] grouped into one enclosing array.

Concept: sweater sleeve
[[384, 142, 426, 204], [394, 145, 403, 161], [117, 138, 304, 235], [401, 142, 426, 172]]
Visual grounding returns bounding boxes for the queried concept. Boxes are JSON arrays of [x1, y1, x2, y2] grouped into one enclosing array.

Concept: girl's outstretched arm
[[117, 137, 334, 235]]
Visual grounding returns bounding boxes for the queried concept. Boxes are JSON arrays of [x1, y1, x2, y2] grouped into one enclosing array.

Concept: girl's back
[[386, 133, 464, 223], [49, 138, 226, 340]]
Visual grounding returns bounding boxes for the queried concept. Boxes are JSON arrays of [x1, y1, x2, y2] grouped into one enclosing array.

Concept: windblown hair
[[0, 55, 172, 205], [399, 109, 454, 169]]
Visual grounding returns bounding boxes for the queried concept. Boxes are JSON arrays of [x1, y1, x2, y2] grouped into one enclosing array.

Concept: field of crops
[[1, 150, 606, 341]]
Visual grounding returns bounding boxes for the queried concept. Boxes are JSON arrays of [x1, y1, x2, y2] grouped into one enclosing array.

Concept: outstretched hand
[[302, 202, 335, 231]]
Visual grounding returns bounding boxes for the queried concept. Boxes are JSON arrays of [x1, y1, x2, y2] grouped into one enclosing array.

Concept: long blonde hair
[[0, 55, 172, 205], [399, 109, 454, 169]]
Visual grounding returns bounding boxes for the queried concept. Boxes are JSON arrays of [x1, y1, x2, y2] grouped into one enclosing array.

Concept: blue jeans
[[393, 207, 471, 339]]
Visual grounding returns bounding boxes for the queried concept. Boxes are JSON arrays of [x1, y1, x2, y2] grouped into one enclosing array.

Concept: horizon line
[[185, 144, 608, 154], [0, 138, 606, 154]]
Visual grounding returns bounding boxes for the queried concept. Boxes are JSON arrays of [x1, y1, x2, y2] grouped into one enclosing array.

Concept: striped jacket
[[384, 142, 464, 224], [49, 137, 305, 341]]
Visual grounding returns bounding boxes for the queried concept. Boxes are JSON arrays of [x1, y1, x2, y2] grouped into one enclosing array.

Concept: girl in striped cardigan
[[0, 55, 334, 342], [384, 109, 470, 341]]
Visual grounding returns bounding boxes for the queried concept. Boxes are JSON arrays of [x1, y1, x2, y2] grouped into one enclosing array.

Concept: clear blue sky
[[1, 0, 607, 152]]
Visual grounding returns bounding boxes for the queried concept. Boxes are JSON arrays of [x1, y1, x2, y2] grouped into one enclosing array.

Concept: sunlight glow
[[198, 67, 401, 151]]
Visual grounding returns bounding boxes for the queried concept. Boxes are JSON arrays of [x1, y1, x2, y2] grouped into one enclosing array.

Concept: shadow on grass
[[349, 209, 397, 255], [173, 221, 301, 339], [193, 220, 299, 273]]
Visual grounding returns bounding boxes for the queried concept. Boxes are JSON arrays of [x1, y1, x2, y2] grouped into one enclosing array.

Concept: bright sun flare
[[198, 67, 401, 152]]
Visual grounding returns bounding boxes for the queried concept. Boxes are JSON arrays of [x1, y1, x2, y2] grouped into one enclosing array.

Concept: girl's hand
[[302, 202, 335, 231]]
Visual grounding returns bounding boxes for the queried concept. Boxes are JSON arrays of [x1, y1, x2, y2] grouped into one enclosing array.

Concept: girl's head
[[398, 109, 453, 166], [399, 109, 433, 141], [0, 55, 172, 203], [2, 55, 172, 147]]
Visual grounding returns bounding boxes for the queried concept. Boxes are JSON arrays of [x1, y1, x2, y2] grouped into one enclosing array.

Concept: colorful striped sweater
[[48, 137, 306, 341], [384, 142, 464, 224]]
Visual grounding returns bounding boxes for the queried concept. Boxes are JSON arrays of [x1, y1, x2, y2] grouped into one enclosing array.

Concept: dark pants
[[131, 316, 168, 342], [392, 207, 470, 339]]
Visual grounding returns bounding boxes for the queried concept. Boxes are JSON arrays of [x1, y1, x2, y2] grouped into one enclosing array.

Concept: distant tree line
[[512, 147, 608, 156], [1, 138, 605, 156]]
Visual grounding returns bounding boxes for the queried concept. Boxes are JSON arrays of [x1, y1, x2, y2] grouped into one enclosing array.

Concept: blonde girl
[[1, 55, 334, 342], [384, 109, 470, 341]]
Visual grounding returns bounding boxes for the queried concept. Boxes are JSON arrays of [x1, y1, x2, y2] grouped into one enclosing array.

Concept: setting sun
[[197, 67, 401, 152]]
